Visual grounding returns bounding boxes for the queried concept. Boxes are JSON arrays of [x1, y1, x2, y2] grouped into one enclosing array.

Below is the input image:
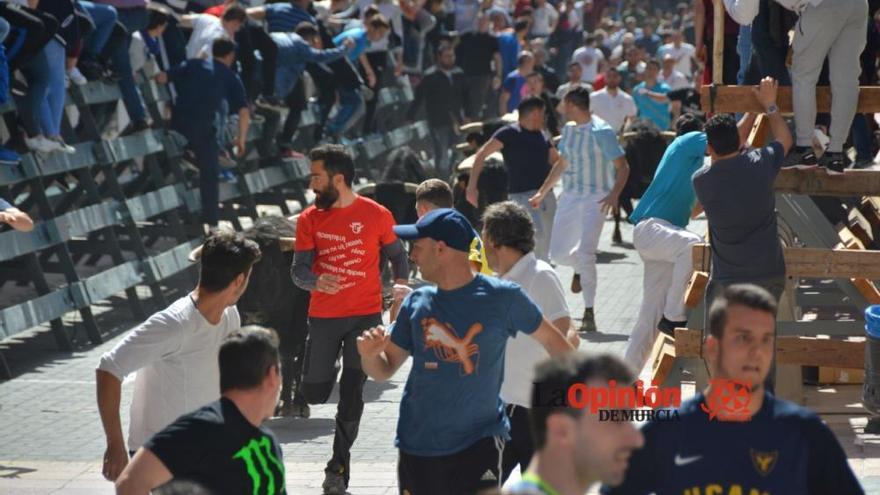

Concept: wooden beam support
[[650, 332, 678, 385], [700, 85, 880, 114], [692, 243, 880, 279], [747, 113, 770, 148], [685, 271, 709, 308], [674, 328, 864, 369], [773, 168, 880, 196]]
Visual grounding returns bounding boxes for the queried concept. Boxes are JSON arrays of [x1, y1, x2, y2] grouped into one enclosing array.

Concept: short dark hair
[[219, 326, 280, 392], [212, 38, 237, 59], [368, 14, 390, 29], [146, 9, 169, 31], [708, 284, 778, 339], [517, 51, 534, 66], [363, 4, 380, 18], [295, 22, 319, 39], [309, 144, 356, 186], [514, 19, 530, 32], [530, 353, 635, 449], [222, 5, 247, 23], [646, 58, 661, 70], [563, 86, 590, 111], [527, 72, 544, 81], [675, 112, 705, 136], [481, 201, 535, 255], [517, 95, 546, 116], [416, 178, 453, 208], [199, 230, 262, 292], [704, 114, 740, 155]]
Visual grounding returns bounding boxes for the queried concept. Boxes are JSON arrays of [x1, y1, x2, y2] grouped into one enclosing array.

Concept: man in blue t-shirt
[[156, 39, 250, 227], [604, 284, 864, 495], [356, 208, 574, 495], [632, 59, 672, 130], [622, 113, 706, 372], [501, 51, 535, 113]]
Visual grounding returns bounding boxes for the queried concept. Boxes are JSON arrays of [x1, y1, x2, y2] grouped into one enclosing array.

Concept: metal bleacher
[[0, 71, 428, 378]]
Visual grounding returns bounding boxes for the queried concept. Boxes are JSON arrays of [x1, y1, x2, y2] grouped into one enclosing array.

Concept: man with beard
[[97, 231, 261, 482], [291, 144, 409, 494], [603, 285, 864, 495], [589, 67, 637, 134]]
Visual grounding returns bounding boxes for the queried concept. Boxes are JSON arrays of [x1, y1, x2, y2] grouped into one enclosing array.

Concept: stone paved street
[[2, 217, 880, 494]]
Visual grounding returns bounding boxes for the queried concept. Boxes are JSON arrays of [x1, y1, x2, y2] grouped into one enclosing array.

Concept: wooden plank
[[692, 243, 880, 279], [700, 85, 880, 114], [747, 113, 770, 148], [712, 0, 724, 84], [685, 271, 709, 308], [773, 168, 880, 196], [674, 328, 865, 368], [650, 332, 678, 385]]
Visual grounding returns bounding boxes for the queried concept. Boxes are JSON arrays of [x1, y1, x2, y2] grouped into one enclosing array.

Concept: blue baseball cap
[[393, 208, 476, 253]]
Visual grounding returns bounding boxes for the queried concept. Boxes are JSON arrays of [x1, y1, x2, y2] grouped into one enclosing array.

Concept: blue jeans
[[852, 114, 873, 161], [184, 127, 221, 225], [79, 1, 117, 58], [19, 47, 50, 136], [111, 7, 148, 122], [325, 88, 360, 137], [39, 39, 65, 137], [736, 25, 752, 85]]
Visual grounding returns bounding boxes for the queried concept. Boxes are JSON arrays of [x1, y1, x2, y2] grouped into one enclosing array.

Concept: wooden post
[[712, 0, 724, 84]]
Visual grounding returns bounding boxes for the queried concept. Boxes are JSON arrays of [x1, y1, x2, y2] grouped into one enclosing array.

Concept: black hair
[[704, 114, 741, 155], [517, 95, 546, 116], [219, 326, 280, 392], [675, 112, 705, 136], [295, 22, 320, 39], [514, 19, 530, 32], [212, 38, 237, 59], [482, 201, 535, 254], [708, 284, 778, 339], [384, 146, 432, 183], [563, 86, 590, 111], [309, 144, 356, 187], [198, 230, 262, 292], [222, 5, 247, 23], [146, 9, 169, 31], [530, 352, 635, 449]]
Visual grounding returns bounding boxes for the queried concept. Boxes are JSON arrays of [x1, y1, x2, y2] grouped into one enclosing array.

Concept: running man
[[114, 326, 286, 495], [504, 353, 645, 494], [291, 144, 409, 495], [357, 208, 575, 495], [604, 285, 864, 495], [97, 231, 261, 481], [529, 86, 629, 333]]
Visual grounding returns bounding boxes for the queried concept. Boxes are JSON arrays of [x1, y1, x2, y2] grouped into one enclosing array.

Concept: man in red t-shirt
[[291, 144, 409, 495]]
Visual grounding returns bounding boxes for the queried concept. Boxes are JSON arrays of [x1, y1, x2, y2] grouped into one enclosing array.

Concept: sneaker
[[277, 401, 311, 418], [25, 135, 60, 153], [579, 307, 597, 333], [255, 95, 286, 111], [658, 316, 687, 337], [322, 471, 347, 495], [571, 273, 582, 294], [219, 169, 237, 183], [47, 136, 76, 154], [854, 157, 875, 169], [781, 146, 819, 170], [818, 151, 849, 175], [77, 59, 105, 81], [0, 146, 21, 165], [68, 67, 88, 86], [218, 150, 236, 169]]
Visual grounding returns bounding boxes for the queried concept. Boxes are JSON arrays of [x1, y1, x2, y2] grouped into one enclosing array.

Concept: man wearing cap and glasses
[[357, 208, 575, 495], [96, 230, 261, 482]]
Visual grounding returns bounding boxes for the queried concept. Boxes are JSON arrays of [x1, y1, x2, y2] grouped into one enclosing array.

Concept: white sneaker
[[47, 136, 76, 154], [25, 135, 59, 153], [68, 67, 88, 86]]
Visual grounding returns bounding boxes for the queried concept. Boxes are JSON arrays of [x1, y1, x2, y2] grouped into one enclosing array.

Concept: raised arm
[[465, 138, 504, 206], [752, 77, 792, 154]]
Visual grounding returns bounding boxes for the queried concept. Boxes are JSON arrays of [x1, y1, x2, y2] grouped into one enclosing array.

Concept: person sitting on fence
[[96, 230, 260, 482], [155, 38, 250, 227], [114, 326, 287, 495], [0, 197, 34, 232]]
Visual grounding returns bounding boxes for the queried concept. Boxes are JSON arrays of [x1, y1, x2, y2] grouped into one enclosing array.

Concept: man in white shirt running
[[181, 6, 247, 60], [481, 201, 579, 482], [656, 30, 696, 79], [96, 230, 261, 481], [589, 67, 637, 133], [572, 34, 606, 84]]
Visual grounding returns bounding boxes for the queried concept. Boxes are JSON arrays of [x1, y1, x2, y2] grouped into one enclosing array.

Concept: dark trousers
[[302, 313, 382, 485], [705, 276, 786, 392], [501, 404, 534, 483], [360, 50, 388, 134], [306, 62, 338, 142], [398, 436, 504, 495], [280, 78, 306, 145], [184, 128, 220, 226], [463, 74, 492, 121], [110, 7, 148, 122], [237, 23, 277, 99], [0, 3, 56, 70]]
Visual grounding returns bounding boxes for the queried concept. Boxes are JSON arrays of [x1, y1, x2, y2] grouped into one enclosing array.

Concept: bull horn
[[188, 244, 203, 262]]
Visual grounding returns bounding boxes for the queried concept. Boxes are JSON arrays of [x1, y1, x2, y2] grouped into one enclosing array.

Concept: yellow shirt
[[469, 236, 494, 275]]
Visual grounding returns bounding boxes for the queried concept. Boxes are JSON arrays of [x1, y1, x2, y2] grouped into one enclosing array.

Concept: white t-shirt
[[500, 252, 570, 408], [572, 46, 604, 83], [98, 296, 240, 449], [657, 43, 696, 77], [589, 87, 637, 133], [659, 69, 690, 90], [186, 14, 226, 60], [530, 4, 559, 36]]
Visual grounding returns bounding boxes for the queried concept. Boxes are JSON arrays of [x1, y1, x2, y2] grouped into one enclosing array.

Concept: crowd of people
[[0, 0, 878, 493]]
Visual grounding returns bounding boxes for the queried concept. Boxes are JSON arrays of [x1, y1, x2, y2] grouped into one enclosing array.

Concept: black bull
[[238, 216, 310, 411]]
